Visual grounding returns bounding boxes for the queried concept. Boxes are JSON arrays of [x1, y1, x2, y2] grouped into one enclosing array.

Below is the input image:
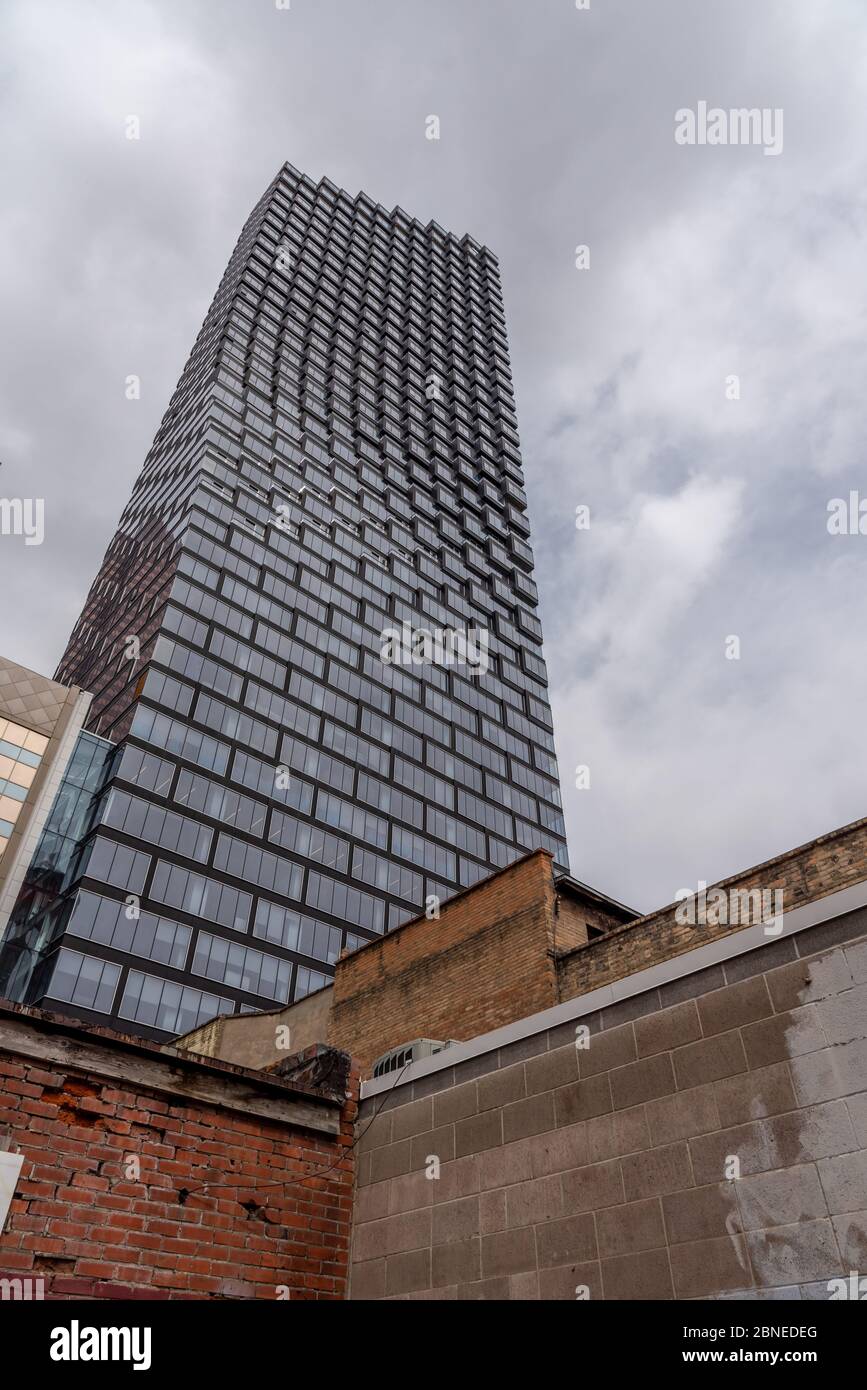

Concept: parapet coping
[[360, 877, 867, 1101]]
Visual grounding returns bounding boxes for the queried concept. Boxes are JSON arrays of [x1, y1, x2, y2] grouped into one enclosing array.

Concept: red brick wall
[[0, 1045, 358, 1300], [330, 850, 560, 1072]]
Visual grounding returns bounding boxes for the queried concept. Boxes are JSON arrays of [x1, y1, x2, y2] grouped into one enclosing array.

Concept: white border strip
[[361, 878, 867, 1101]]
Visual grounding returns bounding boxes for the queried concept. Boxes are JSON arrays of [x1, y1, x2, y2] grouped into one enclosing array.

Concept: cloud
[[0, 0, 865, 910]]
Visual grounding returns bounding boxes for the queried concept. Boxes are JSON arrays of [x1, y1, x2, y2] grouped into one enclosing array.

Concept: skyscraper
[[0, 163, 569, 1039]]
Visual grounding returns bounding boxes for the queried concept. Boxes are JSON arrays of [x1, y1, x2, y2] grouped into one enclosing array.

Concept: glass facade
[[8, 163, 569, 1039]]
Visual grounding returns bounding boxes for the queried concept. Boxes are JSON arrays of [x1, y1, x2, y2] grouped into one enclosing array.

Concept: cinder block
[[382, 1207, 432, 1255], [561, 1158, 624, 1214], [600, 1247, 673, 1300], [529, 1122, 587, 1178], [390, 1096, 433, 1142], [455, 1109, 503, 1158], [387, 1168, 435, 1216], [370, 1139, 413, 1184], [845, 938, 867, 984], [713, 1061, 797, 1126], [503, 1092, 555, 1144], [610, 1050, 677, 1111], [816, 983, 867, 1047], [433, 1080, 478, 1127], [817, 1152, 867, 1214], [355, 1179, 390, 1225], [670, 1235, 752, 1299], [554, 1074, 613, 1127], [741, 1006, 827, 1069], [510, 1271, 540, 1299], [672, 1031, 748, 1089], [480, 1188, 506, 1235], [689, 1102, 857, 1186], [831, 1210, 867, 1269], [410, 1124, 455, 1171], [661, 1182, 738, 1245], [457, 1275, 510, 1300], [350, 1257, 386, 1300], [478, 1136, 534, 1191], [432, 1195, 479, 1245], [536, 1212, 597, 1269], [525, 1045, 579, 1095], [646, 1083, 720, 1146], [352, 1217, 390, 1264], [746, 1218, 842, 1287], [577, 1023, 636, 1078], [621, 1142, 693, 1201], [505, 1175, 562, 1229], [538, 1260, 602, 1301], [477, 1062, 526, 1113], [481, 1226, 537, 1278], [431, 1156, 480, 1203], [585, 1106, 652, 1163], [736, 1163, 827, 1230], [596, 1198, 665, 1258], [432, 1236, 480, 1288], [385, 1247, 431, 1296], [766, 950, 853, 1012], [789, 1038, 867, 1106], [356, 1109, 392, 1152], [634, 1000, 701, 1058], [697, 976, 774, 1036], [846, 1093, 867, 1146]]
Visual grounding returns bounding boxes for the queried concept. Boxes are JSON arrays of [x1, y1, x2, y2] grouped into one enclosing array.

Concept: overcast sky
[[1, 0, 866, 911]]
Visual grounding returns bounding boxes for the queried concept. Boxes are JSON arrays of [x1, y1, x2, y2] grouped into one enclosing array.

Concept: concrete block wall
[[349, 907, 867, 1300]]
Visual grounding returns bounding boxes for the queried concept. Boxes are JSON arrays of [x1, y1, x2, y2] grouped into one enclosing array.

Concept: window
[[213, 833, 304, 900], [268, 810, 348, 873], [175, 769, 266, 836], [356, 773, 423, 830], [192, 931, 291, 1003], [253, 900, 344, 964], [350, 846, 423, 905], [306, 870, 385, 933], [118, 970, 234, 1034], [79, 836, 150, 894], [130, 706, 229, 776], [67, 891, 190, 969], [150, 861, 251, 933], [116, 746, 175, 798], [315, 790, 387, 849], [391, 825, 456, 881], [46, 948, 120, 1014], [100, 789, 212, 864], [294, 966, 330, 1000]]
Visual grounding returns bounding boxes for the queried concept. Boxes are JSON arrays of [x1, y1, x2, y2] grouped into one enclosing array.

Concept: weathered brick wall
[[329, 850, 561, 1072], [350, 908, 867, 1300], [557, 816, 867, 1001], [0, 1008, 357, 1300]]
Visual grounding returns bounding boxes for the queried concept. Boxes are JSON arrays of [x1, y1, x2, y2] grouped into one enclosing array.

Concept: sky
[[1, 0, 866, 912]]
